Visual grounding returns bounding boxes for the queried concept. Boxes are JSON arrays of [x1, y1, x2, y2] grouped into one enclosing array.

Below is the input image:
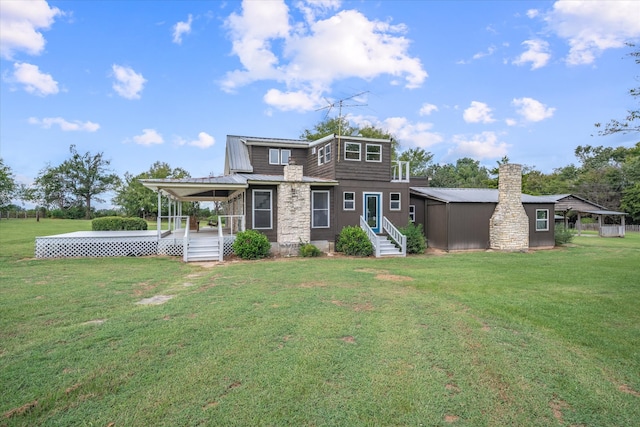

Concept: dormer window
[[345, 142, 361, 161], [269, 148, 291, 165], [318, 143, 332, 165], [366, 144, 381, 162], [318, 146, 324, 165]]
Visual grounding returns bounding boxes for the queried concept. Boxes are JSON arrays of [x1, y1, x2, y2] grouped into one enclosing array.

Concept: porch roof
[[140, 173, 338, 201]]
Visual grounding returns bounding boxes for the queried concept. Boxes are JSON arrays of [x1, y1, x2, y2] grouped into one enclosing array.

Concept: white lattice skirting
[[36, 236, 158, 258], [36, 232, 237, 259]]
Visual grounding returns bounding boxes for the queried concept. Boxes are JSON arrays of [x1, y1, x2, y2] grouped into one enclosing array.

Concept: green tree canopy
[[397, 148, 434, 177], [428, 158, 492, 188], [0, 158, 17, 209], [113, 161, 190, 217]]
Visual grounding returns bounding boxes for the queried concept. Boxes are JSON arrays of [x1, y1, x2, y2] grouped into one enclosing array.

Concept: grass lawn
[[1, 219, 639, 426]]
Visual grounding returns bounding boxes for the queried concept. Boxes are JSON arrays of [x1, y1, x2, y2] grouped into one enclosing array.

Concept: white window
[[318, 146, 324, 165], [324, 143, 331, 163], [536, 209, 549, 231], [390, 192, 401, 210], [312, 191, 330, 228], [409, 205, 415, 222], [366, 144, 382, 162], [253, 190, 272, 229], [345, 142, 361, 161], [281, 149, 291, 165], [269, 149, 280, 165], [343, 192, 355, 210], [269, 148, 290, 165]]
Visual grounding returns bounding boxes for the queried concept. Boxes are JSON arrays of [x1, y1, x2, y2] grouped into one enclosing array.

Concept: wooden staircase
[[378, 234, 404, 257], [184, 237, 221, 262]]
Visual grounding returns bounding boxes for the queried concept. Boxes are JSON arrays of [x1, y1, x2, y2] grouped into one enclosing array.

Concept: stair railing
[[360, 216, 381, 257], [382, 217, 406, 257], [183, 216, 190, 262]]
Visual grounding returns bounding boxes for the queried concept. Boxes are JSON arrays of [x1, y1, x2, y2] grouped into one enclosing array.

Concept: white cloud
[[545, 0, 640, 65], [351, 115, 443, 149], [131, 129, 164, 146], [9, 62, 58, 96], [512, 97, 555, 122], [263, 88, 321, 111], [178, 132, 216, 148], [513, 39, 551, 70], [222, 0, 427, 111], [463, 101, 496, 124], [172, 14, 193, 44], [419, 103, 438, 116], [111, 64, 146, 99], [28, 116, 99, 132], [526, 9, 540, 19], [449, 131, 510, 160], [0, 0, 62, 59]]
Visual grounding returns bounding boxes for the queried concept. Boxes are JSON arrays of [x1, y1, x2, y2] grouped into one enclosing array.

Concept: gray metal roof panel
[[225, 135, 253, 173], [410, 187, 556, 204]]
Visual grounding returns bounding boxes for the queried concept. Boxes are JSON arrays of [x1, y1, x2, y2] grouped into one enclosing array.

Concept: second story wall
[[249, 145, 308, 175], [333, 137, 392, 182]]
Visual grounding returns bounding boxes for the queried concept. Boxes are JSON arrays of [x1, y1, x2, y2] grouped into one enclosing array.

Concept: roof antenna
[[315, 91, 369, 162]]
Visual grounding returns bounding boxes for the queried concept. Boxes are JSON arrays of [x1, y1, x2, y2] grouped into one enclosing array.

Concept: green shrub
[[92, 216, 147, 231], [336, 226, 373, 257], [555, 227, 575, 246], [299, 242, 321, 257], [233, 229, 271, 260], [399, 222, 427, 254]]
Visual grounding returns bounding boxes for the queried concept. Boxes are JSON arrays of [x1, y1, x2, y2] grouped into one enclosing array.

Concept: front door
[[364, 193, 382, 233]]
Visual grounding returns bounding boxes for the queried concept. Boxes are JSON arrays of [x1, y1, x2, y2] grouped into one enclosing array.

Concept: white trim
[[312, 190, 330, 228], [324, 143, 332, 163], [390, 192, 401, 210], [536, 209, 549, 231], [409, 204, 415, 222], [363, 192, 383, 233], [252, 189, 272, 229], [344, 142, 361, 161], [343, 191, 355, 211], [317, 146, 324, 165], [280, 149, 291, 165], [269, 148, 280, 165], [366, 143, 382, 162]]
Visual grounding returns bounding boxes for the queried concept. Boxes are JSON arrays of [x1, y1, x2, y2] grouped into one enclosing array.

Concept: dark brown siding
[[448, 203, 495, 250], [246, 185, 278, 242], [425, 201, 448, 250], [310, 186, 336, 242], [525, 204, 555, 247], [306, 140, 336, 179], [410, 195, 427, 235], [334, 139, 392, 181], [249, 146, 307, 175]]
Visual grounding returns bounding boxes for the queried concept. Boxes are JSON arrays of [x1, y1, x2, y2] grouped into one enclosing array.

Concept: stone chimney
[[277, 161, 310, 253], [489, 164, 529, 251]]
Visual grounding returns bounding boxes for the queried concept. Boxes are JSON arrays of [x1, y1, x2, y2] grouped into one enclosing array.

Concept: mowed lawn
[[1, 220, 639, 426]]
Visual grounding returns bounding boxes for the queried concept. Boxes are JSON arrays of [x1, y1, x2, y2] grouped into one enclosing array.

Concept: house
[[409, 164, 557, 251], [546, 194, 627, 237], [141, 134, 413, 260]]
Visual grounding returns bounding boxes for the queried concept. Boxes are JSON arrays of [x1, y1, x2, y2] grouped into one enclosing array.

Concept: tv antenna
[[315, 91, 369, 161]]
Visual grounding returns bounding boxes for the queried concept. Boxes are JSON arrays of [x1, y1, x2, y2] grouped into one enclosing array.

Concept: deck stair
[[378, 234, 404, 257], [184, 237, 221, 262]]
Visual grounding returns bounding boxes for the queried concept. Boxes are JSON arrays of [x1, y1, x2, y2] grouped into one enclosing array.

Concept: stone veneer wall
[[489, 164, 529, 251], [277, 162, 311, 253]]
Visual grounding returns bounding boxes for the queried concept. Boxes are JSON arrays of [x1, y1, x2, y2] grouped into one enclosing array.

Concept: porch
[[34, 215, 244, 261]]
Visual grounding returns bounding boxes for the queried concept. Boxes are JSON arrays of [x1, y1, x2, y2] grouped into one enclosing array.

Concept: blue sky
[[2, 0, 639, 202]]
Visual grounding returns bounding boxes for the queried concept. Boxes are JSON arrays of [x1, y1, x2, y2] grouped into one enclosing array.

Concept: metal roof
[[585, 210, 628, 216], [225, 135, 253, 174], [410, 187, 556, 204]]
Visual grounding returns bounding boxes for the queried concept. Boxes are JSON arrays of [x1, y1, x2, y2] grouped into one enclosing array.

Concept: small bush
[[336, 226, 373, 257], [399, 222, 427, 254], [233, 229, 271, 260], [299, 242, 321, 257], [555, 227, 575, 246], [92, 216, 148, 231]]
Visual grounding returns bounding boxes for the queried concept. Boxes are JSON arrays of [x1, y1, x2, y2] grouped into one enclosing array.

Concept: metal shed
[[410, 188, 557, 251]]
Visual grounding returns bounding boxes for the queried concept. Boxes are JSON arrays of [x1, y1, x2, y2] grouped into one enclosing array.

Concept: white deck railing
[[360, 216, 381, 258], [383, 217, 406, 256], [392, 161, 410, 182], [217, 215, 245, 235]]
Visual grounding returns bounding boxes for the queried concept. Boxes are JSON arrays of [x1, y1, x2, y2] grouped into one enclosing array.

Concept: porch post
[[577, 213, 582, 236], [622, 215, 626, 237], [157, 191, 162, 239]]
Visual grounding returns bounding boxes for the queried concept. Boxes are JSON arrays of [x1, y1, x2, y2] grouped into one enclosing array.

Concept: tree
[[397, 148, 434, 177], [0, 158, 17, 209], [595, 43, 639, 135], [113, 161, 190, 217], [428, 158, 492, 188], [31, 145, 120, 219]]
